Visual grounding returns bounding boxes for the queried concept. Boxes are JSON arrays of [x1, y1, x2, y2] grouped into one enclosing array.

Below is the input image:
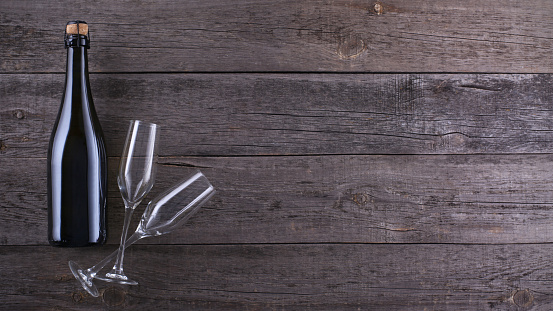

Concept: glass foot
[[68, 261, 100, 297], [96, 272, 139, 285]]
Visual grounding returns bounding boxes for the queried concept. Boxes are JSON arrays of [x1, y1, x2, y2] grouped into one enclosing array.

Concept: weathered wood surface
[[0, 244, 549, 310], [3, 154, 553, 246], [3, 0, 553, 309], [1, 0, 552, 73], [3, 74, 553, 158]]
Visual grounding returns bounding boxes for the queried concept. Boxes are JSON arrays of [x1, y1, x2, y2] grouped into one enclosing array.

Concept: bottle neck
[[65, 46, 90, 90]]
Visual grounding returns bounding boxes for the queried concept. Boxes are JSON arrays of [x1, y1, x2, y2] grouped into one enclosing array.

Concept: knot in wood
[[513, 289, 533, 308], [353, 193, 369, 205], [374, 2, 383, 15], [102, 286, 126, 307], [71, 292, 83, 303], [337, 34, 366, 59], [13, 109, 25, 119]]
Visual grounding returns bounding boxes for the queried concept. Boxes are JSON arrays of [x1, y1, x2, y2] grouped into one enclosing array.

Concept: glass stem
[[109, 202, 139, 276], [86, 232, 142, 278]]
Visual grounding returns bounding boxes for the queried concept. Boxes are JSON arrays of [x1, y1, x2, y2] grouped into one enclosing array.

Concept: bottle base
[[49, 239, 106, 247]]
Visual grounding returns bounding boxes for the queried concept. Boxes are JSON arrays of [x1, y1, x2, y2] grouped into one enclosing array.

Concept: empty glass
[[104, 120, 159, 285], [69, 170, 216, 297]]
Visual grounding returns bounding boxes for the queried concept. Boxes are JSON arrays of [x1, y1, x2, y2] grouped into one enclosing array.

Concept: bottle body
[[47, 29, 107, 247]]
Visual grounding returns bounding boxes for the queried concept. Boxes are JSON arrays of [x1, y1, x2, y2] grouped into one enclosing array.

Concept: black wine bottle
[[47, 21, 107, 247]]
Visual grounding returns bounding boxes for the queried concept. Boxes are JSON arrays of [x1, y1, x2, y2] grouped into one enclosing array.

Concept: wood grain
[[1, 0, 552, 73], [1, 244, 552, 310], [3, 155, 553, 246], [2, 73, 553, 158], [3, 0, 553, 309]]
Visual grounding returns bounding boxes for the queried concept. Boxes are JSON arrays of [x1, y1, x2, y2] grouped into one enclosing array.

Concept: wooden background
[[2, 0, 553, 310]]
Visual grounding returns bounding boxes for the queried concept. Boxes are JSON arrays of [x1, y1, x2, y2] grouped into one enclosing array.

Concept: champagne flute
[[102, 120, 159, 285], [68, 170, 216, 297]]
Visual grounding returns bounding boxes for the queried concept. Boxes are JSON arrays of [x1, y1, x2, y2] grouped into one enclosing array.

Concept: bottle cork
[[66, 22, 88, 36]]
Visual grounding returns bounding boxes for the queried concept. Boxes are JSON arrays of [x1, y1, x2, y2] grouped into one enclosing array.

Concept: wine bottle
[[47, 21, 107, 247]]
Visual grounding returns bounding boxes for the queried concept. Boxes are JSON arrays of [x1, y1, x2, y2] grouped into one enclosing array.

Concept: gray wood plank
[[3, 155, 553, 246], [1, 0, 552, 73], [1, 244, 552, 310], [2, 73, 553, 157]]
